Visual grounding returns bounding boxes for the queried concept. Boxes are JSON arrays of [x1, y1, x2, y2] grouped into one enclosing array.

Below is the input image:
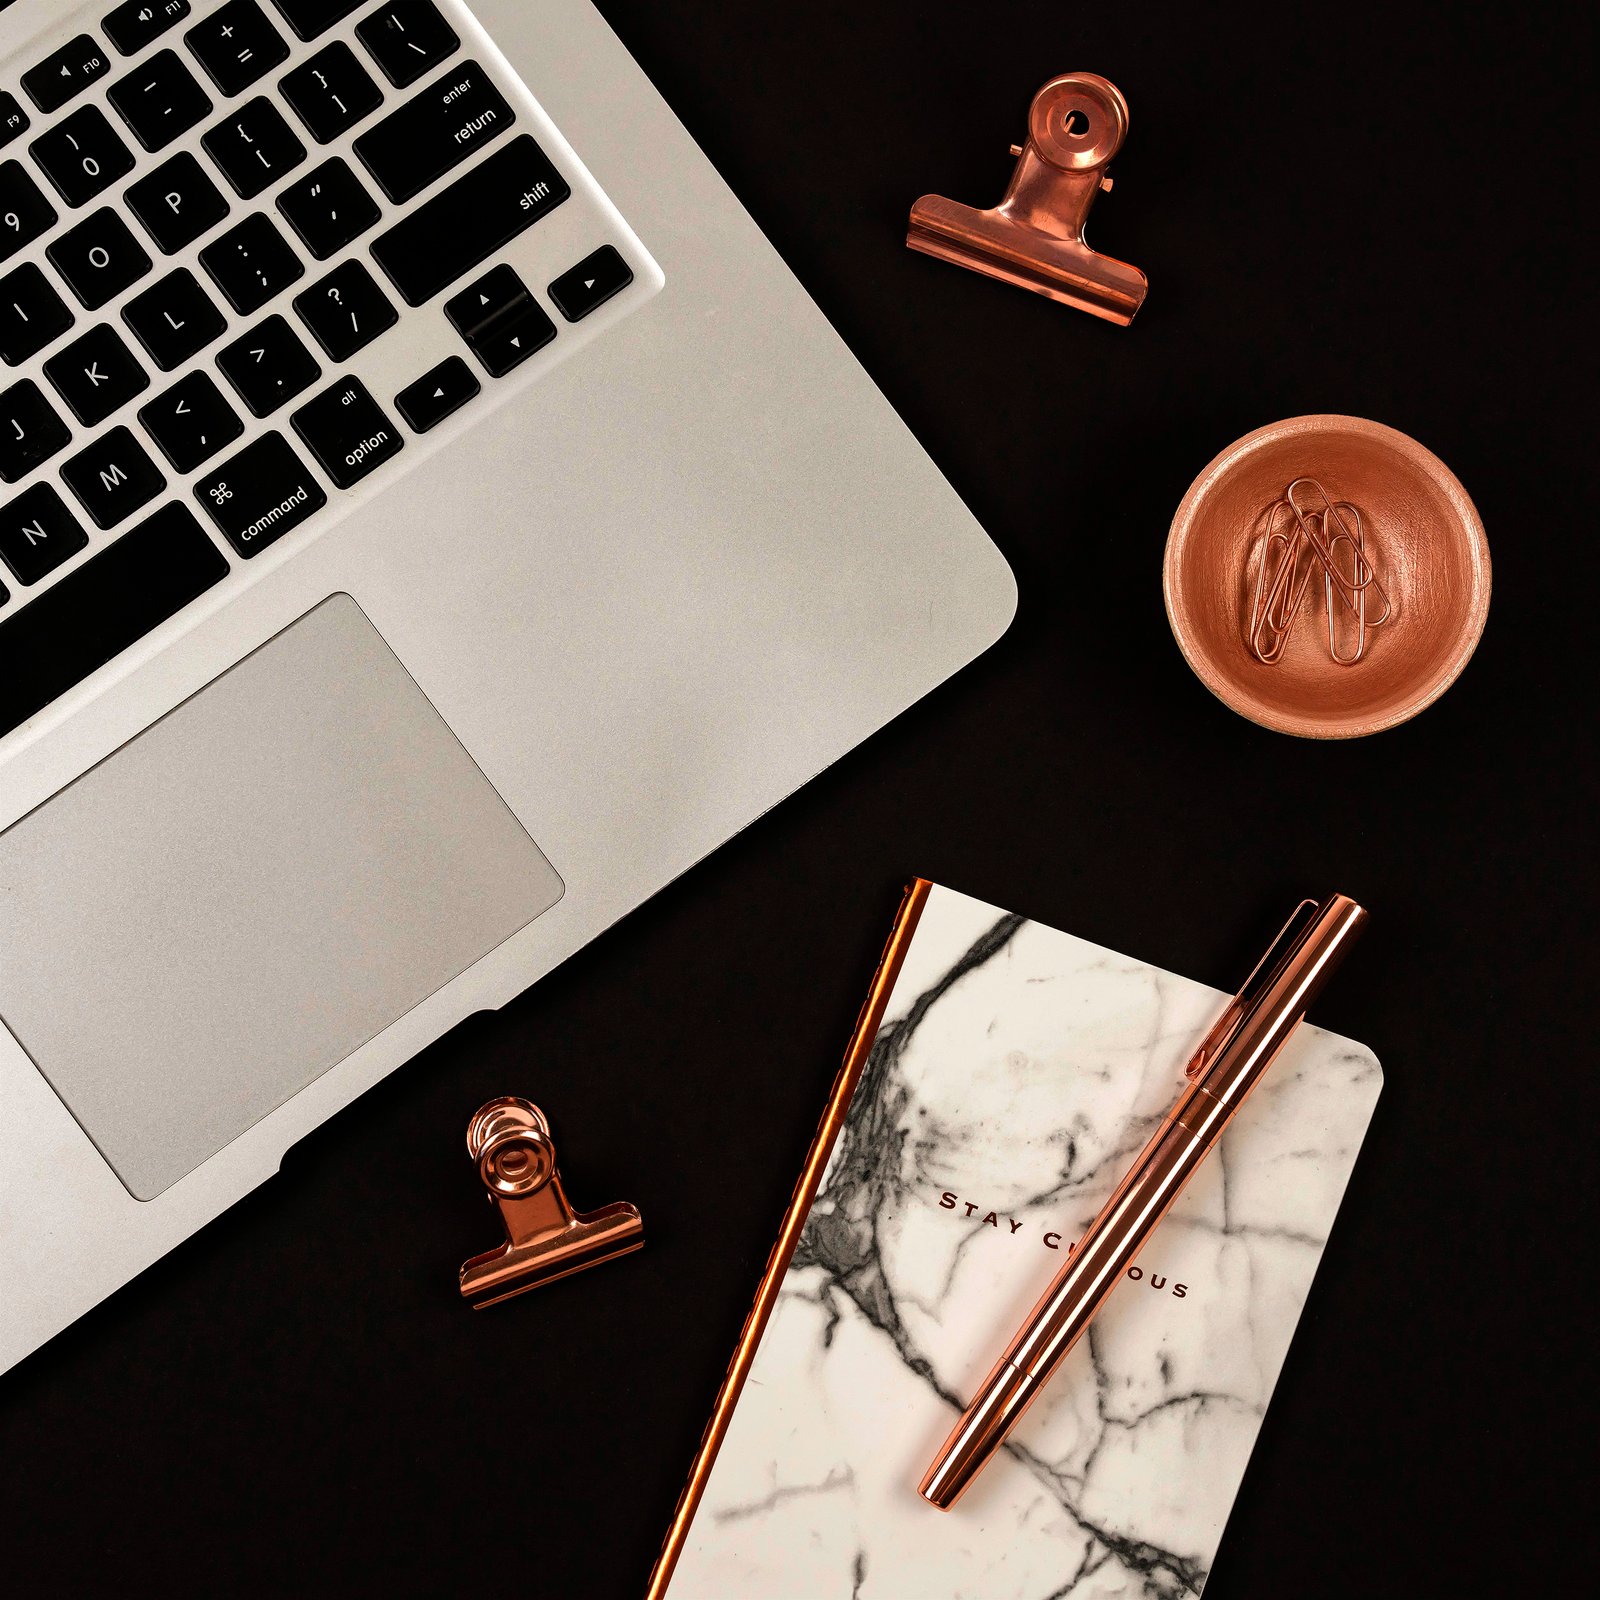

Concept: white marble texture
[[666, 886, 1382, 1599]]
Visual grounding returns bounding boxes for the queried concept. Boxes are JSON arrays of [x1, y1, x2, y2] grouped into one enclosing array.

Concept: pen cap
[[1204, 894, 1367, 1107]]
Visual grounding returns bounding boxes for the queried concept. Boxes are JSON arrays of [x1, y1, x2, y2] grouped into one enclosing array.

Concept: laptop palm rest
[[0, 594, 564, 1201]]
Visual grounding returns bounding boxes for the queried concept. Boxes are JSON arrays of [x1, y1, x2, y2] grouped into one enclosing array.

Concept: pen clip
[[1185, 898, 1320, 1078]]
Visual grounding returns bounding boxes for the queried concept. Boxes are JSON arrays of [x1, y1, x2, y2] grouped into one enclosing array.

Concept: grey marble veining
[[667, 886, 1382, 1599]]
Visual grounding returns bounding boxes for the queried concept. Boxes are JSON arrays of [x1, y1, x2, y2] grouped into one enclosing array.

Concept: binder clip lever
[[908, 73, 1148, 325], [458, 1097, 644, 1308]]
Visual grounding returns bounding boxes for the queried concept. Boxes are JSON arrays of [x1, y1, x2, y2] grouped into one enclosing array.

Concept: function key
[[356, 1, 459, 89], [43, 322, 150, 425], [103, 0, 192, 57], [21, 34, 112, 115], [0, 91, 30, 150], [185, 0, 289, 97], [275, 157, 378, 259], [0, 378, 72, 483], [46, 208, 152, 309], [291, 375, 401, 487], [293, 258, 394, 360], [353, 59, 511, 203], [1, 161, 58, 264], [267, 0, 362, 41], [216, 312, 320, 415], [548, 246, 633, 322], [281, 41, 381, 143], [60, 424, 166, 528], [0, 483, 88, 586], [0, 263, 74, 365], [394, 355, 478, 433], [29, 106, 135, 207], [194, 430, 325, 556], [107, 48, 213, 152], [199, 213, 304, 313], [126, 152, 230, 253], [201, 96, 305, 197], [122, 268, 227, 368], [138, 369, 242, 471]]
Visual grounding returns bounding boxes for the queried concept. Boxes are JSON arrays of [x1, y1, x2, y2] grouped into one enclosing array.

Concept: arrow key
[[216, 312, 321, 416], [139, 369, 243, 472], [548, 245, 632, 323], [395, 355, 479, 433]]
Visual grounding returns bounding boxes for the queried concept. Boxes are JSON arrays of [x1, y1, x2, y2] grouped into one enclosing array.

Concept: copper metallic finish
[[920, 895, 1367, 1510], [907, 74, 1148, 325], [645, 880, 933, 1600], [458, 1097, 643, 1308], [1165, 416, 1491, 738]]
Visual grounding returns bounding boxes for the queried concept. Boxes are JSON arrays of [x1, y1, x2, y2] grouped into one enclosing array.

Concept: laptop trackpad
[[0, 595, 564, 1200]]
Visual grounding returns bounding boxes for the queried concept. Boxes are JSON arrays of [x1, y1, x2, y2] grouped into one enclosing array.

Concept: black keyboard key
[[139, 368, 242, 470], [268, 0, 361, 40], [356, 2, 458, 89], [548, 245, 633, 322], [0, 502, 227, 738], [21, 35, 112, 114], [0, 379, 71, 482], [195, 430, 324, 555], [291, 374, 400, 487], [216, 312, 318, 414], [0, 92, 30, 150], [444, 263, 552, 376], [46, 208, 152, 308], [371, 135, 570, 306], [1, 161, 56, 263], [281, 41, 381, 143], [0, 263, 74, 364], [276, 156, 378, 258], [108, 48, 212, 151], [202, 96, 305, 197], [353, 60, 509, 203], [43, 323, 150, 424], [293, 258, 394, 359], [185, 0, 289, 96], [443, 262, 526, 338], [394, 354, 477, 433], [0, 482, 88, 585], [104, 0, 192, 56], [199, 213, 304, 312], [126, 152, 230, 252], [122, 268, 226, 367], [61, 424, 166, 526], [29, 106, 135, 207]]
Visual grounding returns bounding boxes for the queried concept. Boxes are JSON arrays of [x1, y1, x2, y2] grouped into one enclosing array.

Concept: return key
[[352, 61, 513, 204]]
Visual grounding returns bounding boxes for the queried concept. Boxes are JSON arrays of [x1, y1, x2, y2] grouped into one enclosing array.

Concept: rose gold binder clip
[[907, 72, 1148, 325], [458, 1097, 643, 1308]]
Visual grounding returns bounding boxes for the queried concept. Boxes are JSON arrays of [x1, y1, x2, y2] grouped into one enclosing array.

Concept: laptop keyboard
[[0, 0, 656, 740]]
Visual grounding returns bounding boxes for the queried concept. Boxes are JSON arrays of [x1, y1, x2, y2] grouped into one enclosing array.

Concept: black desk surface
[[5, 3, 1590, 1596]]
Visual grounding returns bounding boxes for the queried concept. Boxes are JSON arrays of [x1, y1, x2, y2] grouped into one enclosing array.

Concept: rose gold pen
[[919, 892, 1368, 1510]]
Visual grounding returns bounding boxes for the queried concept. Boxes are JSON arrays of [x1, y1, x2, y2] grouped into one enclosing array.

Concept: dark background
[[3, 2, 1593, 1596]]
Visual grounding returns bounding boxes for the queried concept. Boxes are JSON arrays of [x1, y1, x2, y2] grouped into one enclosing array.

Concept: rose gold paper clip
[[458, 1097, 643, 1308], [907, 73, 1147, 325]]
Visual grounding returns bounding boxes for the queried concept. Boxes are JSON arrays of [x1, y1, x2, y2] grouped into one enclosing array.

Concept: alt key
[[395, 356, 479, 433], [292, 375, 403, 488]]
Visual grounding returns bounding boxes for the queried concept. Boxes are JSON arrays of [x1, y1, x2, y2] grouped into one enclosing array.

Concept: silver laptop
[[0, 0, 1013, 1375]]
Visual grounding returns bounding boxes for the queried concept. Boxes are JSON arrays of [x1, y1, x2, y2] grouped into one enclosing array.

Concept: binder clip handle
[[459, 1097, 644, 1309]]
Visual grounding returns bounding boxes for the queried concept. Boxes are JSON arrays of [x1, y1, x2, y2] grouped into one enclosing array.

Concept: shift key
[[195, 432, 328, 557], [371, 135, 569, 306]]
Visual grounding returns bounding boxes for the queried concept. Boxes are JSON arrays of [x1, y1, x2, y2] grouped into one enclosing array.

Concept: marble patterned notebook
[[652, 882, 1382, 1600]]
